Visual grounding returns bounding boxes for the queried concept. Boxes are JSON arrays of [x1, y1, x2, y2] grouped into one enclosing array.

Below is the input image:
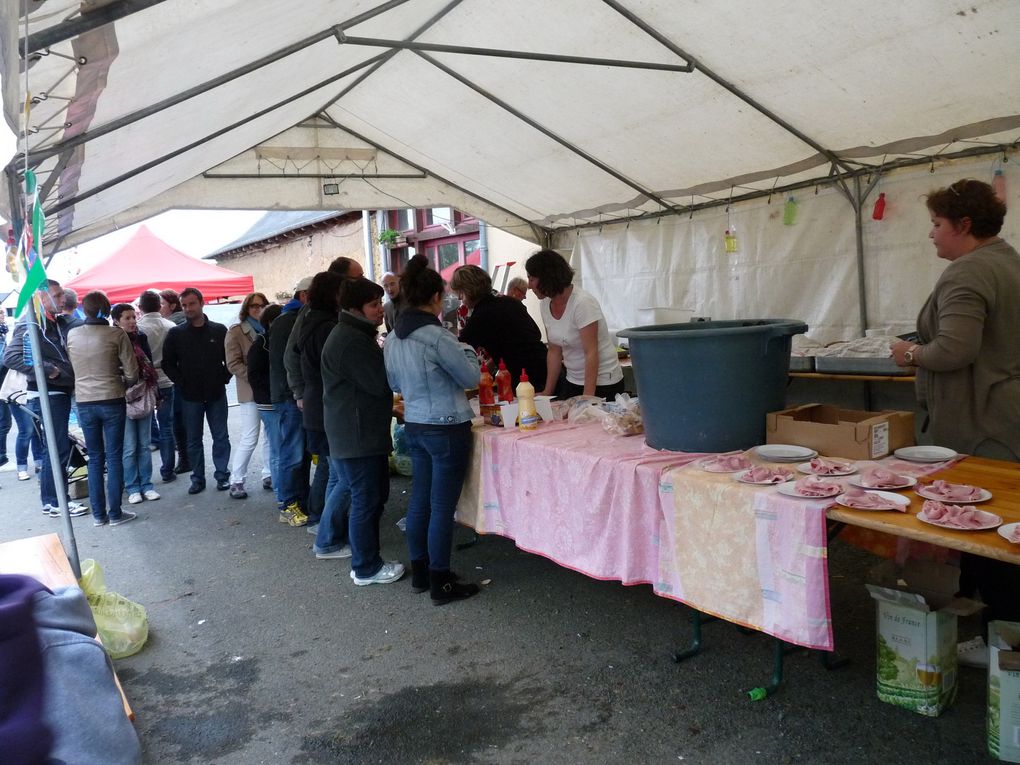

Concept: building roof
[[209, 211, 346, 258]]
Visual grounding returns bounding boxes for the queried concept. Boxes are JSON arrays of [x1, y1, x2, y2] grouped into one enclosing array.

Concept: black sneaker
[[161, 472, 177, 483], [174, 463, 192, 475], [188, 480, 206, 495], [262, 476, 273, 491], [229, 483, 248, 499], [216, 479, 230, 491], [109, 511, 137, 527]]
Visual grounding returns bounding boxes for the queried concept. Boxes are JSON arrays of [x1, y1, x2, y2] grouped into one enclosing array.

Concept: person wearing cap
[[269, 276, 313, 526]]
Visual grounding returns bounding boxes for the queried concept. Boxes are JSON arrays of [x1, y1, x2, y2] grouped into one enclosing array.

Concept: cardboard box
[[989, 621, 1020, 762], [866, 560, 984, 717], [766, 404, 914, 460]]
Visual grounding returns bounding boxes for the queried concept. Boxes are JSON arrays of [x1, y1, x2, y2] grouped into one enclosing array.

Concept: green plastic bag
[[78, 559, 149, 659], [389, 418, 413, 477]]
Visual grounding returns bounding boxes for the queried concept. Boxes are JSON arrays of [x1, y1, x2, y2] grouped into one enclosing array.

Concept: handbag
[[125, 379, 157, 420]]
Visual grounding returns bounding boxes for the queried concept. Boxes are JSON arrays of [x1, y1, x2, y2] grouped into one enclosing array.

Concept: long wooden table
[[828, 456, 1020, 564]]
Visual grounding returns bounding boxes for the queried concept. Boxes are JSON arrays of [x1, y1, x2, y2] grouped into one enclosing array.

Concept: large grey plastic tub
[[617, 319, 808, 452]]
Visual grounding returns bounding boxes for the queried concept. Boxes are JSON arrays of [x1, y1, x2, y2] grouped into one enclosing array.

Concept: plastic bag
[[389, 418, 413, 477], [78, 559, 149, 659], [596, 393, 644, 437], [565, 395, 605, 424]]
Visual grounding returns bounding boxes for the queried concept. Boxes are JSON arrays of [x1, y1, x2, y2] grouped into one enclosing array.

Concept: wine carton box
[[988, 621, 1020, 762], [766, 404, 914, 460], [866, 560, 984, 716]]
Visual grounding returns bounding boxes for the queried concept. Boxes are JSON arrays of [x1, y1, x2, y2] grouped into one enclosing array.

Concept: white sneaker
[[352, 561, 405, 586], [143, 490, 161, 501], [127, 492, 143, 504], [958, 636, 989, 669], [68, 503, 89, 518], [17, 470, 30, 481]]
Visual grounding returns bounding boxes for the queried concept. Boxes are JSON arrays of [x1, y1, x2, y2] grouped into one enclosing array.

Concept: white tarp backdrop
[[1, 1, 1018, 338]]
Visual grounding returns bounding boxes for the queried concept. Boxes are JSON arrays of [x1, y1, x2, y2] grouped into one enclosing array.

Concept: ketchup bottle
[[872, 192, 886, 221], [495, 358, 514, 402], [478, 362, 495, 406]]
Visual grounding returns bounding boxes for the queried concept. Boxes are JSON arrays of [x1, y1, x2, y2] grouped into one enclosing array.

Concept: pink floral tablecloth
[[456, 421, 960, 652]]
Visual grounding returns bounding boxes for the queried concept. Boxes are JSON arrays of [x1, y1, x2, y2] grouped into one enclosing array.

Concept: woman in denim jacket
[[384, 255, 481, 604]]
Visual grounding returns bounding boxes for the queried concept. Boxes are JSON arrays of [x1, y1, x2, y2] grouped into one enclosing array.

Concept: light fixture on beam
[[323, 182, 339, 195]]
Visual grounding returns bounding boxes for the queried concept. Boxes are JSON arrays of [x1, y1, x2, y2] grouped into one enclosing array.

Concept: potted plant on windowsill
[[378, 229, 406, 248]]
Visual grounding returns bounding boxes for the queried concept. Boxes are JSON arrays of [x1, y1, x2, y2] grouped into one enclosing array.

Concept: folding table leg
[[673, 610, 718, 662]]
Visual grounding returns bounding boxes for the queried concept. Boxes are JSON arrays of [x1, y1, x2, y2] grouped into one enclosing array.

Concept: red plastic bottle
[[871, 192, 886, 221], [495, 359, 514, 402], [478, 362, 495, 406]]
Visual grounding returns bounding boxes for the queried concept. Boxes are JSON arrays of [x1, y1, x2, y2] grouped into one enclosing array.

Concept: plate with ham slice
[[696, 454, 754, 473], [997, 523, 1020, 544], [778, 476, 844, 499], [848, 468, 917, 491], [916, 500, 1002, 531], [915, 480, 992, 504], [835, 488, 910, 512], [797, 457, 856, 476], [734, 466, 794, 485]]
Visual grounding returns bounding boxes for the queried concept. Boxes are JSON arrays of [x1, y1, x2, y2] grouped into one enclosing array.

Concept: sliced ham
[[701, 454, 753, 472], [1010, 526, 1020, 544], [925, 480, 984, 502], [840, 487, 903, 511], [859, 467, 909, 488], [808, 457, 853, 475], [920, 500, 992, 529], [741, 466, 793, 484], [792, 476, 842, 497]]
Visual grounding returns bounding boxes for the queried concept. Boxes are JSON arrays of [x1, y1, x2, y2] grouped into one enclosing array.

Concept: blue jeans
[[306, 430, 333, 524], [335, 455, 390, 578], [30, 394, 72, 509], [275, 399, 306, 506], [180, 394, 230, 484], [404, 422, 472, 571], [122, 413, 154, 494], [310, 434, 351, 553], [154, 386, 175, 478], [0, 399, 10, 461], [258, 405, 281, 503], [77, 401, 126, 521], [12, 401, 42, 469]]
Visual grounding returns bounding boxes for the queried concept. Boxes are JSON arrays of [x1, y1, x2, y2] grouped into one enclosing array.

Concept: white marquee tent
[[2, 1, 1019, 341]]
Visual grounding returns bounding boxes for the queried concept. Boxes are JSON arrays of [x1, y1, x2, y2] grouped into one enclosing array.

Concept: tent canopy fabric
[[1, 1, 1018, 250], [64, 225, 254, 304]]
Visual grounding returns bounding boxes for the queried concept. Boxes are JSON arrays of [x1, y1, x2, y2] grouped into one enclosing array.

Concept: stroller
[[7, 391, 89, 488]]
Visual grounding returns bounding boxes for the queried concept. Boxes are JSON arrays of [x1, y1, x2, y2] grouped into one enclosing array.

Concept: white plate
[[835, 490, 910, 512], [998, 522, 1020, 544], [916, 508, 1002, 531], [696, 457, 753, 473], [847, 474, 917, 490], [755, 444, 818, 463], [893, 446, 959, 463], [777, 481, 843, 499], [915, 485, 992, 504], [796, 461, 857, 476], [734, 469, 793, 485]]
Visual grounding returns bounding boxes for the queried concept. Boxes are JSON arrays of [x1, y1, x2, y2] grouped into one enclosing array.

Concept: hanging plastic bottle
[[516, 369, 539, 431], [5, 228, 18, 281], [782, 195, 797, 226], [495, 358, 514, 402], [724, 228, 738, 254], [993, 169, 1007, 204], [872, 192, 886, 221]]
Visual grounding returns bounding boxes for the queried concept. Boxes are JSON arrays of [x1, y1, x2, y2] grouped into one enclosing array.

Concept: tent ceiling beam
[[201, 172, 427, 180], [318, 0, 464, 111], [38, 149, 73, 203], [562, 141, 1015, 233], [318, 111, 547, 244], [334, 34, 694, 73], [416, 50, 685, 217], [22, 0, 415, 168], [43, 54, 388, 216], [20, 0, 170, 57], [598, 0, 850, 174]]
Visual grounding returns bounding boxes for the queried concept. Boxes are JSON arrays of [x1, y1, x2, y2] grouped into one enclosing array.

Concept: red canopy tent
[[65, 225, 254, 303]]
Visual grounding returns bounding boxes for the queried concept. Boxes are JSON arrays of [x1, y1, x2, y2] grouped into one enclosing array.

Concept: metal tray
[[814, 356, 911, 376], [788, 356, 815, 372]]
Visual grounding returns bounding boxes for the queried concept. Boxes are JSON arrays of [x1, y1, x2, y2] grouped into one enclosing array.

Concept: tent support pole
[[21, 0, 170, 56]]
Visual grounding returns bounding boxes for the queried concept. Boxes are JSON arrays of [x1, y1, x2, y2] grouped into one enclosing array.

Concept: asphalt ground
[[0, 413, 995, 764]]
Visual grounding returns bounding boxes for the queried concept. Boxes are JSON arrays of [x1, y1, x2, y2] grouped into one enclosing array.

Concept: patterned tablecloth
[[456, 420, 956, 652]]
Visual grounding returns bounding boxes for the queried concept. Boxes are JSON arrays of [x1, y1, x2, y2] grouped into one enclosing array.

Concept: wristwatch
[[903, 345, 919, 366]]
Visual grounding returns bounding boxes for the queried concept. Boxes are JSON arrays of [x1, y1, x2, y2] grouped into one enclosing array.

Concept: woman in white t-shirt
[[525, 249, 624, 399]]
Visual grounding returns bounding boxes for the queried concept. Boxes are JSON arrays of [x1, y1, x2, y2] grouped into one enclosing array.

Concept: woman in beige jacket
[[224, 292, 270, 499], [66, 291, 139, 527]]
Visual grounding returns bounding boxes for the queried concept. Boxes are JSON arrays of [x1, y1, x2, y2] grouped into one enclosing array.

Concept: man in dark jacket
[[162, 287, 231, 494], [3, 279, 85, 516], [269, 279, 311, 525]]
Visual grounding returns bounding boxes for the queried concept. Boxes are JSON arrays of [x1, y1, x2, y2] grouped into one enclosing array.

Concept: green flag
[[15, 169, 47, 317]]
